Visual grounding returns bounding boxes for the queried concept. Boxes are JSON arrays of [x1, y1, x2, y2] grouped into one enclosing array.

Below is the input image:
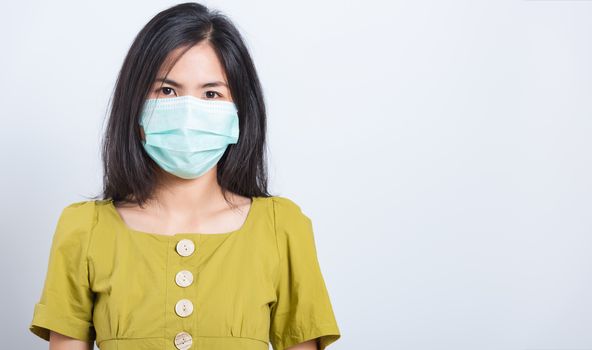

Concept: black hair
[[89, 2, 271, 208]]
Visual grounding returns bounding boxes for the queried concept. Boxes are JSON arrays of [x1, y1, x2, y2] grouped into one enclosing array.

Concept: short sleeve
[[270, 196, 341, 350], [29, 200, 97, 342]]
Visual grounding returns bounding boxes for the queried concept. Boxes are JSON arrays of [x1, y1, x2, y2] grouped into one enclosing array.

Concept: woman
[[28, 2, 341, 350]]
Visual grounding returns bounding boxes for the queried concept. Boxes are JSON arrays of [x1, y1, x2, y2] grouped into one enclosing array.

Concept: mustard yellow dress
[[29, 196, 341, 350]]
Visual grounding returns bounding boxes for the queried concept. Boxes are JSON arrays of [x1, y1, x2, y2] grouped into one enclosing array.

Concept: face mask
[[139, 95, 239, 179]]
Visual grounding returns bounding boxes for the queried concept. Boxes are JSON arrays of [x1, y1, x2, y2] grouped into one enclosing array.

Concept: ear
[[140, 126, 146, 142]]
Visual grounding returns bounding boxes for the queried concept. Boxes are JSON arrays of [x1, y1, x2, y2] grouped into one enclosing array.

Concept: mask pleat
[[138, 95, 240, 179]]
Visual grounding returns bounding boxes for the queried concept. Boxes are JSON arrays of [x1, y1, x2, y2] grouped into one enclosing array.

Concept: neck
[[149, 165, 228, 215]]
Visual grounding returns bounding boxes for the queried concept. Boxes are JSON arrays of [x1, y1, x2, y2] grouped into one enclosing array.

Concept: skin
[[49, 41, 319, 350]]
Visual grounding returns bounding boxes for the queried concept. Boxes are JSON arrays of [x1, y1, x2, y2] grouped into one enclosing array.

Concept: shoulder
[[266, 197, 321, 273], [52, 200, 98, 247], [268, 195, 311, 222], [58, 200, 97, 226], [266, 195, 314, 240]]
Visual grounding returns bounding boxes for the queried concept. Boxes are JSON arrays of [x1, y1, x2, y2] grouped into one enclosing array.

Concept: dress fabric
[[29, 195, 341, 350]]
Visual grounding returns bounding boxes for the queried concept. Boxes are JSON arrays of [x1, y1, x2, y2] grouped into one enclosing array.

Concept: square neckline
[[105, 196, 259, 241]]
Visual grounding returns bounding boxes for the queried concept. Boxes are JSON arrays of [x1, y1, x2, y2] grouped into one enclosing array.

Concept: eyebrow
[[154, 77, 228, 88]]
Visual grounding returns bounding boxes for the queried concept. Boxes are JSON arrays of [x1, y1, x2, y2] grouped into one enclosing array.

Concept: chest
[[113, 202, 252, 236], [86, 227, 279, 346]]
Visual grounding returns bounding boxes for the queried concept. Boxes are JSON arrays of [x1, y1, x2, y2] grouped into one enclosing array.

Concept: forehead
[[157, 42, 227, 83]]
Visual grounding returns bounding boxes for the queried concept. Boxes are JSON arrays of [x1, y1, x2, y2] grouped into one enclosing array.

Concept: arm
[[286, 338, 320, 350], [29, 202, 97, 346], [269, 197, 341, 350], [49, 331, 94, 350]]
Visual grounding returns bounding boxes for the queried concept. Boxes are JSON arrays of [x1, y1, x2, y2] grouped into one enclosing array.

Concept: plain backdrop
[[2, 1, 591, 349]]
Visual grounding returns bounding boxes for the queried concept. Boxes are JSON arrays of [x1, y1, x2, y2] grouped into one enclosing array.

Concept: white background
[[2, 1, 591, 349]]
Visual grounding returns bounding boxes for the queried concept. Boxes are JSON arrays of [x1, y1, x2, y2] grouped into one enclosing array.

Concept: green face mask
[[139, 95, 239, 179]]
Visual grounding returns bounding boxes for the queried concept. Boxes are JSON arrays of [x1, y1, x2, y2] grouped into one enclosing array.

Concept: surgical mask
[[139, 95, 239, 179]]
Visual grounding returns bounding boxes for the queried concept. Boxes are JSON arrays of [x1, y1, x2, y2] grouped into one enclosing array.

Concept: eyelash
[[156, 87, 222, 98]]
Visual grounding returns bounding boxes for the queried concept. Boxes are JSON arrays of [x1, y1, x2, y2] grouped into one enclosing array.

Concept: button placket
[[173, 238, 196, 349]]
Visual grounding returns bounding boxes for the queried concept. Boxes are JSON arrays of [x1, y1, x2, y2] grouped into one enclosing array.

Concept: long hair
[[90, 2, 270, 207]]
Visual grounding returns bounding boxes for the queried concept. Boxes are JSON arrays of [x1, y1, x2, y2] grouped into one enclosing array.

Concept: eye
[[204, 90, 222, 99], [156, 87, 176, 96]]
